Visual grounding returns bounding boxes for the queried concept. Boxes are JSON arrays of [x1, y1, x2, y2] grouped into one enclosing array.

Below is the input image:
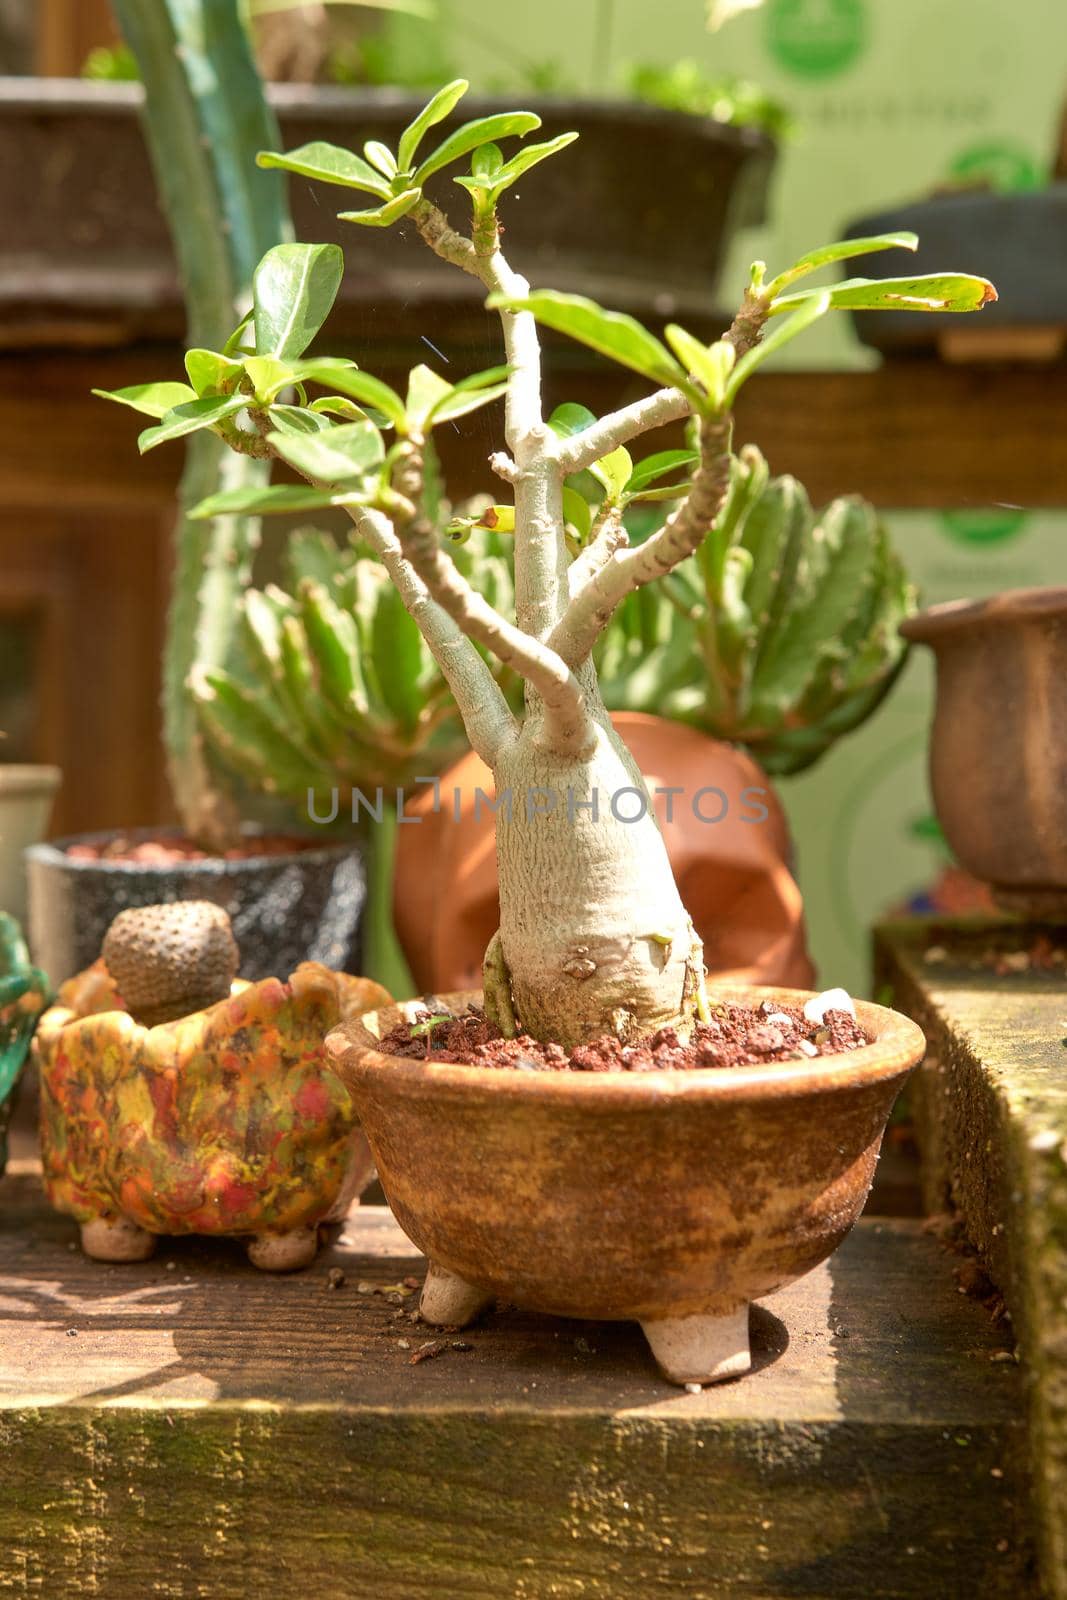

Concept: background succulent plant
[[194, 522, 518, 804], [596, 444, 917, 775]]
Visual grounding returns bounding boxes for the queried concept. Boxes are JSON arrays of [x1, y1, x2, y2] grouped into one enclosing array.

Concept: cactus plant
[[107, 0, 290, 850], [193, 522, 519, 803], [96, 78, 994, 1048], [597, 445, 916, 774]]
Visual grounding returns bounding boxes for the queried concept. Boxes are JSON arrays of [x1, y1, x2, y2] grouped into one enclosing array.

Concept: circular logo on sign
[[765, 0, 867, 79], [939, 509, 1030, 546], [948, 141, 1044, 194]]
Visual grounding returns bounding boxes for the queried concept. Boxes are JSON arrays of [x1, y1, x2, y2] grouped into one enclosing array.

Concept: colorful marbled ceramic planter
[[36, 957, 389, 1268]]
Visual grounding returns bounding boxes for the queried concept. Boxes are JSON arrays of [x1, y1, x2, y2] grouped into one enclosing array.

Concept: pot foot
[[247, 1229, 318, 1272], [419, 1262, 493, 1328], [80, 1216, 157, 1263], [641, 1305, 751, 1386]]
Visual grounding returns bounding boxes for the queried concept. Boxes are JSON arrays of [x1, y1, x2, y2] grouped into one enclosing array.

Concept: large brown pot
[[326, 986, 924, 1387], [901, 588, 1067, 917], [393, 714, 815, 995]]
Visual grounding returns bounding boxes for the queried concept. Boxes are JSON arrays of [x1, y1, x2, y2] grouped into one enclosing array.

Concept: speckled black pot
[[26, 828, 365, 988]]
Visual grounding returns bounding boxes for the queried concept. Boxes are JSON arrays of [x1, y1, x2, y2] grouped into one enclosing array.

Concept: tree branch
[[414, 198, 567, 643], [567, 505, 629, 598], [348, 505, 519, 769], [557, 387, 692, 476], [386, 443, 593, 758], [550, 415, 734, 670]]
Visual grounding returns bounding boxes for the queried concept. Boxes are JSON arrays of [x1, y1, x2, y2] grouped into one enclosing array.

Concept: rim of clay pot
[[0, 764, 61, 796], [328, 985, 925, 1107], [26, 825, 358, 873], [900, 585, 1067, 643]]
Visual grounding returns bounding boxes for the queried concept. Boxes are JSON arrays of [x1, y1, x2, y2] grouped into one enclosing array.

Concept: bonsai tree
[[100, 80, 994, 1049]]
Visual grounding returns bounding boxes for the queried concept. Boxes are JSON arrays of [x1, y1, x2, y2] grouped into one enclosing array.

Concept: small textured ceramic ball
[[102, 901, 240, 1026]]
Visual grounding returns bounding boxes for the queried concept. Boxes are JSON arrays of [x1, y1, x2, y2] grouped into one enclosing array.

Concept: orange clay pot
[[326, 985, 925, 1386], [393, 713, 814, 995]]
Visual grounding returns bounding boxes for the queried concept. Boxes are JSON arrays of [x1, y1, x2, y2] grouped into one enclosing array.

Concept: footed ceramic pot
[[901, 588, 1067, 917], [394, 714, 815, 996], [36, 954, 390, 1269], [327, 986, 925, 1386]]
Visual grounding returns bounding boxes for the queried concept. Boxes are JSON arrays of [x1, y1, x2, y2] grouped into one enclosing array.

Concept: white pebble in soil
[[802, 987, 856, 1025]]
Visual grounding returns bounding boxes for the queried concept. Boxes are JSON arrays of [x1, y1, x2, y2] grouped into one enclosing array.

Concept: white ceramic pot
[[0, 765, 60, 928]]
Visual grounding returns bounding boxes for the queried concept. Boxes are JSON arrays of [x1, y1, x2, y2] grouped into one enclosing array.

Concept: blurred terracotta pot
[[901, 588, 1067, 917], [326, 985, 924, 1385], [394, 713, 813, 993]]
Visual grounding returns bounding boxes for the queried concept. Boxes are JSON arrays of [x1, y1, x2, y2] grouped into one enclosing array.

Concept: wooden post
[[35, 0, 117, 78]]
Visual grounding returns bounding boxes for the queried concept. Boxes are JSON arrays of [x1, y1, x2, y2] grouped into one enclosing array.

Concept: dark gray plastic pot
[[25, 828, 365, 988], [844, 186, 1067, 355]]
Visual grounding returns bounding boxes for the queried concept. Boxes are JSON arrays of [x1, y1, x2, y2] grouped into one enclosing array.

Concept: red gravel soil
[[64, 834, 324, 866], [379, 1000, 869, 1072]]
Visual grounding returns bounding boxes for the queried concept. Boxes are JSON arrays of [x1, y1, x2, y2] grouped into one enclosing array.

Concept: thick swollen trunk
[[490, 717, 704, 1050]]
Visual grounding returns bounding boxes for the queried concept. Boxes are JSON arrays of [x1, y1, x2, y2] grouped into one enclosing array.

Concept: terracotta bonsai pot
[[36, 960, 390, 1269], [393, 714, 815, 995], [326, 985, 924, 1386], [901, 588, 1067, 917]]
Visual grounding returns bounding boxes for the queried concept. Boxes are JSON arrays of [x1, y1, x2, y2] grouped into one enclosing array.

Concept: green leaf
[[193, 669, 324, 797], [301, 582, 366, 714], [366, 140, 399, 179], [397, 79, 470, 173], [590, 446, 633, 501], [93, 381, 197, 420], [492, 289, 691, 395], [405, 364, 453, 427], [624, 449, 698, 496], [772, 273, 998, 316], [664, 327, 735, 411], [472, 142, 504, 179], [268, 404, 330, 436], [413, 112, 543, 186], [184, 349, 244, 397], [256, 141, 391, 198], [724, 290, 832, 406], [766, 232, 919, 296], [253, 243, 344, 363], [191, 483, 370, 519], [299, 364, 407, 429], [338, 189, 421, 227], [308, 395, 375, 424], [562, 486, 592, 542], [137, 394, 247, 453], [243, 354, 297, 402], [269, 420, 385, 485], [454, 132, 579, 201], [371, 582, 425, 735], [429, 377, 509, 425], [549, 402, 598, 438], [223, 309, 256, 357]]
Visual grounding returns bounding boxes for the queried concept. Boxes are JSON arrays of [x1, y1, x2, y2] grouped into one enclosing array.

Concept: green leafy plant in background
[[97, 79, 994, 1046]]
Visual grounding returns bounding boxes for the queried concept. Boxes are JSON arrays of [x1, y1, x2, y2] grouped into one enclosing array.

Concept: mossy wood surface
[[0, 1152, 1032, 1600], [875, 917, 1067, 1600]]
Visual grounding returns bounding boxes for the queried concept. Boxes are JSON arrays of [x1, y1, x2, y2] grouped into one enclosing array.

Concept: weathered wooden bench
[[877, 917, 1067, 1600], [0, 1140, 1032, 1597]]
